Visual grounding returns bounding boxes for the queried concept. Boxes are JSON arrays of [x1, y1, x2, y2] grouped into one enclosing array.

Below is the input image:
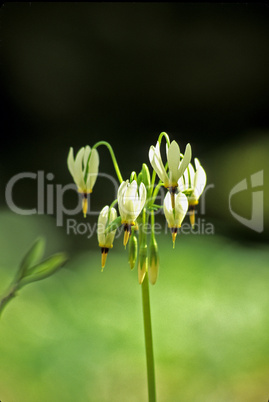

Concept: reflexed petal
[[73, 147, 86, 191], [83, 146, 91, 174], [138, 183, 147, 212], [97, 206, 109, 245], [111, 207, 118, 223], [193, 164, 207, 200], [67, 147, 75, 177], [167, 141, 181, 184], [183, 165, 190, 188], [188, 162, 195, 185], [86, 149, 99, 191], [118, 181, 128, 221], [176, 143, 192, 182], [194, 158, 201, 170], [97, 206, 117, 248], [174, 192, 188, 226], [124, 181, 138, 221], [177, 176, 185, 192], [149, 143, 169, 185], [163, 192, 174, 227], [118, 181, 128, 202], [105, 207, 117, 247]]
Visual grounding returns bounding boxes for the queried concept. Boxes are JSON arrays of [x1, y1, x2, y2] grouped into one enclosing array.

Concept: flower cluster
[[67, 133, 206, 284]]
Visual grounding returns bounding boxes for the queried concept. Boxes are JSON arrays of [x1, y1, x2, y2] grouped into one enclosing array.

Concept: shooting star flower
[[97, 206, 117, 270], [118, 180, 147, 246], [67, 146, 99, 217]]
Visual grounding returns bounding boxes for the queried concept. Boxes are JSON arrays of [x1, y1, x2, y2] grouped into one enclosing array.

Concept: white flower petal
[[124, 181, 138, 221], [163, 192, 174, 227], [193, 165, 207, 200], [188, 162, 195, 185], [83, 146, 91, 174], [149, 143, 169, 185], [67, 147, 75, 177], [118, 181, 128, 201], [118, 181, 128, 221], [86, 149, 99, 191], [97, 206, 109, 245], [73, 147, 86, 191], [117, 180, 146, 223], [176, 143, 192, 182], [167, 141, 181, 185], [97, 206, 117, 248], [138, 183, 147, 212], [174, 192, 188, 226]]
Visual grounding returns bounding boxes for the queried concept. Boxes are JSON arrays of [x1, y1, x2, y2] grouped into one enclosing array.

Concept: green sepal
[[18, 253, 68, 288], [182, 189, 193, 197], [16, 238, 45, 281], [105, 216, 122, 234]]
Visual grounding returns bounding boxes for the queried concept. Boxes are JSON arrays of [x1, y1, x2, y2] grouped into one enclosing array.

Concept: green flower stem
[[92, 141, 123, 183], [158, 131, 170, 147], [109, 199, 118, 209], [150, 210, 155, 241], [141, 272, 156, 402], [151, 181, 164, 205]]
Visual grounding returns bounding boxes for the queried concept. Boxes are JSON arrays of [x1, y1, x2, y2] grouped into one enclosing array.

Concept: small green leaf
[[17, 238, 45, 280], [18, 253, 68, 288], [105, 216, 122, 234]]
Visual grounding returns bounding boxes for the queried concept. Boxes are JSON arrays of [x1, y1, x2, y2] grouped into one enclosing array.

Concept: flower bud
[[137, 172, 143, 186], [138, 244, 147, 285], [141, 163, 151, 196], [128, 233, 138, 270], [148, 238, 159, 285], [130, 171, 137, 183]]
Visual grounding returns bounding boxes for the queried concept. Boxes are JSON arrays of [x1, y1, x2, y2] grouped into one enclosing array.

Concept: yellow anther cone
[[82, 197, 88, 218], [189, 209, 195, 228], [101, 251, 108, 271], [172, 231, 177, 248], [123, 230, 130, 247]]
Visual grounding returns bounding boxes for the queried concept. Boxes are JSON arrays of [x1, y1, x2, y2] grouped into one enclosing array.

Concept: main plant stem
[[141, 272, 156, 402]]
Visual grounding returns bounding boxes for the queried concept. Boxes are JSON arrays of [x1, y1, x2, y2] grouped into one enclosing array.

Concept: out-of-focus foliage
[[0, 229, 268, 402]]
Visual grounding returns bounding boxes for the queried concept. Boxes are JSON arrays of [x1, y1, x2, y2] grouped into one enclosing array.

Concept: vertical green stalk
[[141, 273, 156, 402], [141, 207, 156, 402]]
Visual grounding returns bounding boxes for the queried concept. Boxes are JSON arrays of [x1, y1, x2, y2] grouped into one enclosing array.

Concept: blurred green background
[[0, 3, 269, 402]]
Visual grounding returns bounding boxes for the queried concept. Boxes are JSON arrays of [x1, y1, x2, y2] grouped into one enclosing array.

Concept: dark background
[[1, 2, 269, 249]]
